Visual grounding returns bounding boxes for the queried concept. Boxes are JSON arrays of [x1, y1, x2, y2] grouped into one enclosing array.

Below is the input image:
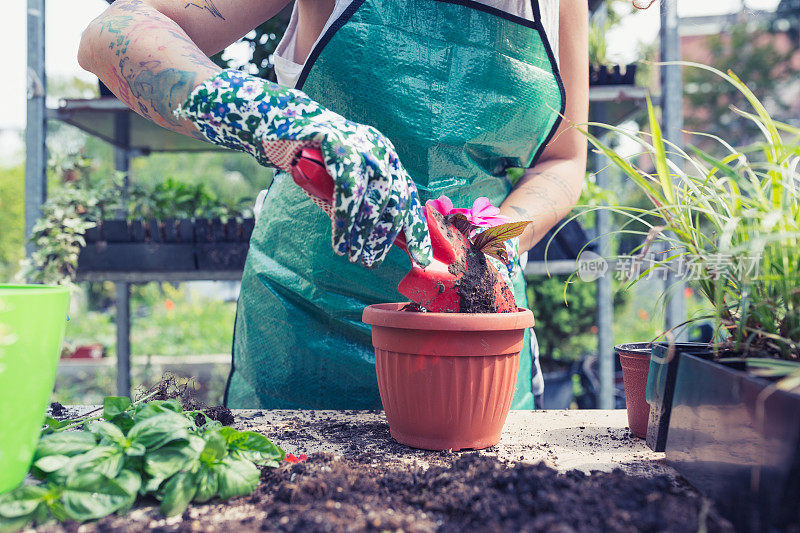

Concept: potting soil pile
[[35, 452, 733, 533]]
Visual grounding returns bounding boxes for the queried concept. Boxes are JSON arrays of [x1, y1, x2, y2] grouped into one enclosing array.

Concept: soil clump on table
[[44, 453, 733, 533], [48, 402, 68, 418]]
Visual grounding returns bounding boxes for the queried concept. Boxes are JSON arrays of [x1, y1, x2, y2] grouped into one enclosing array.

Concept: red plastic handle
[[290, 147, 408, 251]]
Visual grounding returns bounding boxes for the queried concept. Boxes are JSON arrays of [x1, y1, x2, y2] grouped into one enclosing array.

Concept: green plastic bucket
[[0, 284, 70, 494]]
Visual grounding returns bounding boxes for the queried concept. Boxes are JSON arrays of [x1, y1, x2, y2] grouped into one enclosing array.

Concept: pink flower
[[425, 195, 454, 217], [451, 197, 509, 228]]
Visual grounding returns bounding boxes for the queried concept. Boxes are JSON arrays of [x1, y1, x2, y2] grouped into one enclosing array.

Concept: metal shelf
[[75, 270, 243, 283], [48, 85, 652, 155], [48, 98, 223, 153]]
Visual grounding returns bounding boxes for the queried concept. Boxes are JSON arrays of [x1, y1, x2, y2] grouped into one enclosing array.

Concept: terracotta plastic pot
[[362, 303, 534, 451], [616, 342, 652, 438]]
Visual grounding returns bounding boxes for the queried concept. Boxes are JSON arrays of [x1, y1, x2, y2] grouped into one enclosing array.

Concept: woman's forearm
[[499, 158, 585, 252], [78, 0, 221, 139]]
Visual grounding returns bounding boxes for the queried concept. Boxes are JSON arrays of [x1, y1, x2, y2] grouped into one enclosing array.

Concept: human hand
[[175, 69, 431, 267]]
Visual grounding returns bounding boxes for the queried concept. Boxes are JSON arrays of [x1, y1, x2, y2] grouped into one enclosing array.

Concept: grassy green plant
[[581, 63, 800, 360]]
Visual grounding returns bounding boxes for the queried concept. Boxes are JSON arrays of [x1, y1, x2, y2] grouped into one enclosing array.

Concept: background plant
[[26, 175, 255, 285], [584, 64, 800, 359], [23, 177, 121, 285]]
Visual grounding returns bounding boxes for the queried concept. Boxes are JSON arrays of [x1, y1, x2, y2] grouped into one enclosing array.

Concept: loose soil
[[48, 402, 67, 418], [449, 243, 503, 313], [43, 453, 734, 533]]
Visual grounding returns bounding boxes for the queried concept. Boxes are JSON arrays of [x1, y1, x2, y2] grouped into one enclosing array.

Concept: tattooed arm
[[77, 0, 290, 139], [500, 0, 589, 252]]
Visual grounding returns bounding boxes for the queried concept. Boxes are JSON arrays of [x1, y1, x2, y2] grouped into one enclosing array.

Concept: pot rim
[[363, 303, 534, 331], [614, 342, 653, 356]]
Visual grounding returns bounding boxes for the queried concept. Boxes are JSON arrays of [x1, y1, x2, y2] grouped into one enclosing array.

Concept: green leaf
[[126, 442, 146, 457], [471, 221, 532, 253], [200, 431, 228, 464], [646, 95, 676, 207], [213, 456, 260, 500], [114, 469, 142, 514], [35, 432, 96, 458], [144, 436, 203, 479], [68, 445, 125, 478], [128, 412, 191, 450], [220, 428, 284, 466], [42, 416, 69, 434], [193, 467, 219, 503], [143, 475, 166, 495], [103, 396, 131, 420], [132, 399, 183, 421], [0, 485, 47, 518], [61, 472, 131, 522], [33, 454, 70, 474], [88, 421, 126, 445], [0, 513, 36, 533], [158, 472, 197, 517]]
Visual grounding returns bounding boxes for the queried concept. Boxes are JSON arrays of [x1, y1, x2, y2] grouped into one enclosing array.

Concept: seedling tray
[[77, 218, 255, 273]]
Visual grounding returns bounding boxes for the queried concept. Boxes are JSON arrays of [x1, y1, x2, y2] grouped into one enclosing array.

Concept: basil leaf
[[42, 415, 69, 434], [200, 430, 228, 464], [102, 396, 131, 420], [68, 445, 125, 478], [33, 454, 70, 474], [193, 466, 219, 503], [0, 513, 35, 532], [214, 456, 259, 500], [220, 428, 284, 465], [115, 470, 142, 514], [143, 476, 166, 494], [133, 399, 183, 420], [88, 421, 126, 445], [159, 472, 197, 517], [126, 442, 146, 457], [61, 472, 130, 522], [35, 432, 96, 458], [128, 412, 191, 450], [144, 436, 203, 479], [0, 485, 47, 518]]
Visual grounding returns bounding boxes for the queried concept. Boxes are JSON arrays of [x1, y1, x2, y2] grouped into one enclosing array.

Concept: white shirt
[[273, 0, 560, 88]]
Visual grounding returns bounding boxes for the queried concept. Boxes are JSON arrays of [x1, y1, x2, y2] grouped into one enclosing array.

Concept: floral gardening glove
[[174, 69, 432, 268]]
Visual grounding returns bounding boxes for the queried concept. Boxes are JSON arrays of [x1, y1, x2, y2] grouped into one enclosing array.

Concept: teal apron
[[225, 0, 564, 409]]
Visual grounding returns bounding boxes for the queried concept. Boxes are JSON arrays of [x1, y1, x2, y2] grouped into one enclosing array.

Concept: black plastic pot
[[589, 63, 637, 86], [645, 342, 713, 452], [77, 218, 256, 273], [540, 369, 575, 409], [666, 353, 800, 531]]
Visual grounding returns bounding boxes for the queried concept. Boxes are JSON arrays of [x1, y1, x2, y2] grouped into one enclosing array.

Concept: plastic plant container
[[645, 342, 714, 452], [0, 284, 70, 494], [615, 342, 651, 438], [666, 353, 800, 531], [362, 303, 534, 451]]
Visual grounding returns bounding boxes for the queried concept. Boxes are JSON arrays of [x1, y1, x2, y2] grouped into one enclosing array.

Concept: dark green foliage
[[527, 275, 626, 362], [0, 397, 284, 530]]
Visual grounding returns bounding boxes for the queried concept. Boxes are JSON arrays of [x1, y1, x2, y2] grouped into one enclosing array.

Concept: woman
[[79, 0, 587, 409]]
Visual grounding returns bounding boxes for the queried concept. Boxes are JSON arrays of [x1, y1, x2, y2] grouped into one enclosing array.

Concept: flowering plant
[[425, 195, 530, 264]]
